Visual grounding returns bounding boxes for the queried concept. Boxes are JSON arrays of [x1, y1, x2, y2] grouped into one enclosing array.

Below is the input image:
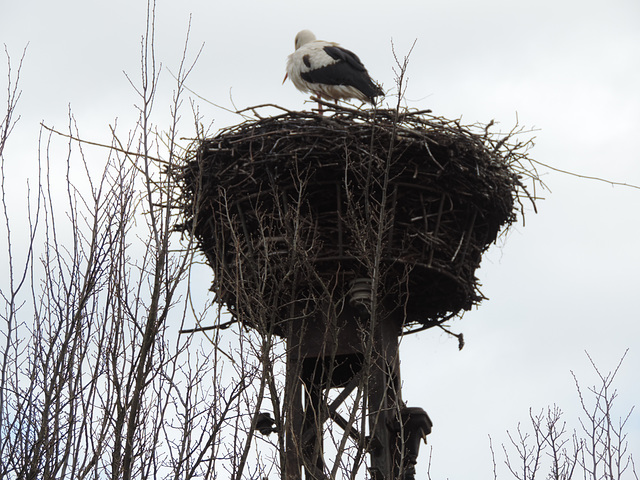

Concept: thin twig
[[531, 158, 640, 190], [40, 123, 167, 164]]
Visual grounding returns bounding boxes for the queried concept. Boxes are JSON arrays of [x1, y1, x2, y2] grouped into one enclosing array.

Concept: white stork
[[284, 30, 384, 112]]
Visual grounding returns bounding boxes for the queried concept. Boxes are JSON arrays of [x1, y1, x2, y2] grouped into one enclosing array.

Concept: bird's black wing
[[300, 45, 383, 100], [322, 46, 368, 73]]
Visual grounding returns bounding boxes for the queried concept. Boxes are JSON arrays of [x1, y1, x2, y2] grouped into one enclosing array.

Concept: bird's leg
[[311, 94, 324, 115]]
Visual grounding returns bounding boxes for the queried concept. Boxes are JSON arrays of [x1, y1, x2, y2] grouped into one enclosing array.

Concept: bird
[[284, 30, 384, 112]]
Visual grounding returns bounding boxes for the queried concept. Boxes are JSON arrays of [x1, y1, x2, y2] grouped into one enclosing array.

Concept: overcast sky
[[3, 0, 640, 478]]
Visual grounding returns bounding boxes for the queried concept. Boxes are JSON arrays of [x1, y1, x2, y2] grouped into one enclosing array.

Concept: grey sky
[[2, 0, 639, 477]]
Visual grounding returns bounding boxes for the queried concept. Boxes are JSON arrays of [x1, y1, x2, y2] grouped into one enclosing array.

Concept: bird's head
[[294, 29, 316, 50]]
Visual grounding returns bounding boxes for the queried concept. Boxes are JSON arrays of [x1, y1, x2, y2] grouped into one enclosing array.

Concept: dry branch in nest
[[170, 104, 538, 336]]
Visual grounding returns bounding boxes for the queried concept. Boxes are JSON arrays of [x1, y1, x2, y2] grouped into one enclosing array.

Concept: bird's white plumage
[[285, 30, 383, 105]]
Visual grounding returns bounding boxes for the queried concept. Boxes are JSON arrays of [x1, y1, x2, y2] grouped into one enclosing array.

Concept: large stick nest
[[173, 104, 537, 336]]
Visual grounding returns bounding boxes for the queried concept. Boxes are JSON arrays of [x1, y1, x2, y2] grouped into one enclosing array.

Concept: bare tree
[[573, 351, 637, 480], [492, 351, 637, 480], [0, 4, 263, 479]]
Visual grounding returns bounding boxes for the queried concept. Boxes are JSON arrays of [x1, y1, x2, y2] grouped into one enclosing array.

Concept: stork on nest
[[284, 30, 384, 113]]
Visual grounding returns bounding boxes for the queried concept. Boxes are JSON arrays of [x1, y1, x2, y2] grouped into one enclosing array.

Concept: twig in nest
[[40, 122, 167, 166], [437, 324, 465, 350], [531, 158, 640, 190]]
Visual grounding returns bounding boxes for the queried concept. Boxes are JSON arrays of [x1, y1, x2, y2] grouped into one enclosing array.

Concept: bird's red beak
[[282, 73, 288, 85]]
